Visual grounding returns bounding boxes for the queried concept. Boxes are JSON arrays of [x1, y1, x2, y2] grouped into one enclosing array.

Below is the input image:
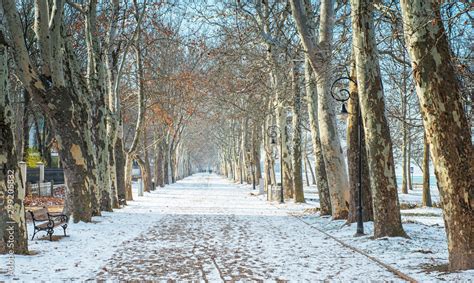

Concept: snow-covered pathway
[[3, 173, 415, 281], [95, 173, 399, 281]]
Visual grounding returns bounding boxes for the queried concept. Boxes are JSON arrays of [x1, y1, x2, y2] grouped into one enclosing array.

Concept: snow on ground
[[0, 173, 472, 281], [302, 183, 441, 208], [397, 186, 441, 207], [251, 183, 472, 282], [97, 175, 398, 281], [294, 216, 474, 282], [0, 182, 166, 281]]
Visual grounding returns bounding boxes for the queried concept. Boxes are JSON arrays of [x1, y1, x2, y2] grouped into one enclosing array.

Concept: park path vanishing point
[[95, 173, 403, 281]]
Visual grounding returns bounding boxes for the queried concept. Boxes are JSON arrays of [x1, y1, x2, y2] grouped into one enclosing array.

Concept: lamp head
[[337, 103, 349, 121]]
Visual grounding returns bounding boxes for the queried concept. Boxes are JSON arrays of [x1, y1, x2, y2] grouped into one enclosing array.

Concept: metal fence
[[27, 168, 64, 184], [29, 182, 66, 198], [30, 182, 52, 196]]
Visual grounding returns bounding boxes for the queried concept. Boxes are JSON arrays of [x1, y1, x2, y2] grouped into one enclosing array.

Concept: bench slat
[[36, 221, 65, 228], [31, 208, 48, 219], [36, 222, 50, 229]]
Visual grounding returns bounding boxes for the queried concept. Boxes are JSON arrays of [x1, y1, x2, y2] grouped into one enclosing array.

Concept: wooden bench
[[28, 207, 69, 241]]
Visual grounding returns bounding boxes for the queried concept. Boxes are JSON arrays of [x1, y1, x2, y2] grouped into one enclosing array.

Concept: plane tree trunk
[[105, 0, 121, 209], [85, 0, 112, 213], [3, 0, 95, 222], [351, 0, 406, 237], [154, 140, 165, 188], [141, 132, 153, 192], [303, 59, 331, 215], [125, 7, 146, 200], [400, 0, 474, 270], [346, 61, 373, 223], [0, 12, 28, 253], [290, 0, 349, 219], [291, 65, 304, 203]]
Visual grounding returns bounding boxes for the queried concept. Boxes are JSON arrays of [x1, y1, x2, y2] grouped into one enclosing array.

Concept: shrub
[[26, 148, 46, 168]]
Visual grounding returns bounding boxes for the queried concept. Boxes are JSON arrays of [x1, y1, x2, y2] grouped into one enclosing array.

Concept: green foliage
[[26, 148, 46, 168]]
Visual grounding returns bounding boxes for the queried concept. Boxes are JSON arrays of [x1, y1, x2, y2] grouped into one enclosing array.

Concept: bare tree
[[400, 0, 473, 270], [290, 0, 350, 219]]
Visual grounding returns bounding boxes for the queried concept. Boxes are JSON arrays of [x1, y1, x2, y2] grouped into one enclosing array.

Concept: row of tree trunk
[[224, 0, 473, 271], [0, 0, 194, 255], [289, 0, 473, 270]]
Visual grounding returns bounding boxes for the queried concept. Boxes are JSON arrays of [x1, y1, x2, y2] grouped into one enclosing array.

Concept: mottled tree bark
[[115, 135, 126, 203], [108, 135, 119, 208], [346, 62, 373, 223], [51, 89, 94, 222], [291, 65, 304, 203], [291, 0, 349, 218], [304, 59, 332, 215], [278, 105, 293, 199], [65, 33, 99, 220], [21, 90, 29, 161], [154, 140, 164, 188], [141, 132, 153, 192], [3, 0, 94, 222], [85, 0, 112, 213], [400, 0, 473, 270], [0, 16, 28, 253], [105, 0, 120, 209], [33, 0, 51, 78], [124, 154, 134, 201], [351, 0, 406, 237]]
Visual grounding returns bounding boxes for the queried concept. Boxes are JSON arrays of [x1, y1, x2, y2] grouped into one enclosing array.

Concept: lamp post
[[330, 76, 364, 236], [267, 125, 284, 203]]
